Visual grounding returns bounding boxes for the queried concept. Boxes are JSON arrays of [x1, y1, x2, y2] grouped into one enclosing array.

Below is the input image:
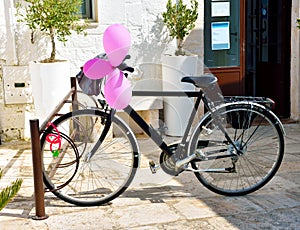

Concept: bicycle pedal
[[202, 126, 213, 135], [149, 161, 160, 174]]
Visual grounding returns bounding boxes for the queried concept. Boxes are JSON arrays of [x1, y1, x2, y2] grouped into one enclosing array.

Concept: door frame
[[205, 0, 246, 96]]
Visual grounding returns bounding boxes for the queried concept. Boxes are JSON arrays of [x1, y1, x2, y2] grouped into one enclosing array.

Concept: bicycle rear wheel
[[41, 109, 139, 206], [189, 102, 285, 196]]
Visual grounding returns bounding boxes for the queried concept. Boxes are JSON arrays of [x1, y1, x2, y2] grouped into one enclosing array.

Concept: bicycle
[[40, 65, 285, 206]]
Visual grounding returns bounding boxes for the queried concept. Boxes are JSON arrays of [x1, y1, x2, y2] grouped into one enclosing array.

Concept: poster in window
[[211, 2, 230, 17], [211, 22, 230, 50]]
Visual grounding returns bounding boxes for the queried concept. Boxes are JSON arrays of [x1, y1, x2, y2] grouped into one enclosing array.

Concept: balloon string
[[46, 122, 62, 157]]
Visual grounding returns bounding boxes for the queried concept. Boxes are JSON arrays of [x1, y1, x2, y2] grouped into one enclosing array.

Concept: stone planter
[[29, 60, 71, 123], [161, 55, 197, 136]]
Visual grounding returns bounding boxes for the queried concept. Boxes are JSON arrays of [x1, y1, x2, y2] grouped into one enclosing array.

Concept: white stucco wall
[[291, 0, 300, 120], [57, 0, 204, 77], [0, 6, 6, 62], [0, 0, 205, 141], [0, 0, 33, 141]]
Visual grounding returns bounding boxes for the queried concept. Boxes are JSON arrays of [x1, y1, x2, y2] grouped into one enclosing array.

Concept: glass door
[[204, 0, 245, 95], [246, 0, 291, 117], [204, 0, 240, 67]]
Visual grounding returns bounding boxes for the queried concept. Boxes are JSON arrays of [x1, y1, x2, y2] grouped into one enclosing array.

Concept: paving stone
[[0, 124, 299, 229], [113, 203, 181, 228]]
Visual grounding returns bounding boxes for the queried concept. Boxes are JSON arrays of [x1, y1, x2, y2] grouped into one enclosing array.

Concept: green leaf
[[162, 0, 198, 54], [0, 169, 23, 211], [16, 0, 87, 62]]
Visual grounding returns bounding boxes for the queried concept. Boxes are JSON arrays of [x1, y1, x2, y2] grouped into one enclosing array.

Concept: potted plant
[[16, 0, 86, 122], [0, 169, 23, 211], [161, 0, 199, 136], [162, 0, 198, 56]]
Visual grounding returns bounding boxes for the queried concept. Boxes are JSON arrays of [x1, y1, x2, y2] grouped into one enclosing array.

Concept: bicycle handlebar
[[116, 54, 134, 73]]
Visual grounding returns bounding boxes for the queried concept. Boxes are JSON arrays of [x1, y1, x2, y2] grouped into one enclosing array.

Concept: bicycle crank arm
[[175, 149, 205, 170], [175, 153, 196, 170]]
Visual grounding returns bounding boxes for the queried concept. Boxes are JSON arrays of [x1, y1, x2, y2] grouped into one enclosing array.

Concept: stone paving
[[0, 123, 299, 229]]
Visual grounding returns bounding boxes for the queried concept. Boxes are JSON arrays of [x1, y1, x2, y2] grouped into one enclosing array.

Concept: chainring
[[159, 144, 184, 176]]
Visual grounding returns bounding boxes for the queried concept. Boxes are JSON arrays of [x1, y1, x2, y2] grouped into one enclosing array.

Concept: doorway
[[245, 0, 291, 117], [204, 0, 245, 96], [204, 0, 292, 118]]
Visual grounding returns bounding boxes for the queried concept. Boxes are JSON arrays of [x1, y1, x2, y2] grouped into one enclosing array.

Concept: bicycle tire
[[188, 102, 285, 196], [41, 109, 139, 206]]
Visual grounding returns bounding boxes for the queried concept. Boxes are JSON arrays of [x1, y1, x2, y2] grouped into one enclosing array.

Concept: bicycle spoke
[[42, 110, 139, 206], [190, 102, 284, 196]]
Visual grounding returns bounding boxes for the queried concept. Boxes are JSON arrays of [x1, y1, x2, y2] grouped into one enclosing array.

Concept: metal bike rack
[[30, 77, 77, 220]]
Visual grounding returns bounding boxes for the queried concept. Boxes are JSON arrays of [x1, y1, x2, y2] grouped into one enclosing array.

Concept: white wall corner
[[3, 0, 18, 65], [290, 0, 300, 121]]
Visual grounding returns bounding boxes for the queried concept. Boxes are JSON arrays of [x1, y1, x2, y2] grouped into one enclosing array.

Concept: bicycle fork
[[84, 111, 114, 162]]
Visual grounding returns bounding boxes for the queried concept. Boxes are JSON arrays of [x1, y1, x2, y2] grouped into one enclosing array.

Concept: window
[[204, 0, 241, 68], [80, 0, 93, 20]]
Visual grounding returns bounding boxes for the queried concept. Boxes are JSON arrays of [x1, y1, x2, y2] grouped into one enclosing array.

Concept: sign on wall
[[211, 21, 230, 50], [211, 2, 230, 17]]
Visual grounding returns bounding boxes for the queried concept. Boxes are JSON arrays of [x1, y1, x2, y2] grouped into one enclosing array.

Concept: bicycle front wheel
[[41, 109, 139, 206], [189, 102, 285, 196]]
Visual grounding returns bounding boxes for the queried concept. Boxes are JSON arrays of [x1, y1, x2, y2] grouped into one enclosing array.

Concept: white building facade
[[0, 0, 299, 142]]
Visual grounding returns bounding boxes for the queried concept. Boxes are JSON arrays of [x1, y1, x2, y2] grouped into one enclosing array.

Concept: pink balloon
[[83, 58, 113, 79], [103, 24, 131, 67], [81, 24, 132, 109], [104, 69, 132, 109]]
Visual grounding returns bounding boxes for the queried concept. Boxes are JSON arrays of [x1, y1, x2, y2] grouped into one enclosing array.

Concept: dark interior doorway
[[245, 0, 291, 118]]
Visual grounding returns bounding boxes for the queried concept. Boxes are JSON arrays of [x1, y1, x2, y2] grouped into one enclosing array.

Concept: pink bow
[[83, 24, 132, 110]]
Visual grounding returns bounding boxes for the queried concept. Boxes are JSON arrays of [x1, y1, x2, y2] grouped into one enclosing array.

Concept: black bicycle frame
[[86, 86, 244, 163], [125, 90, 241, 157], [122, 90, 204, 157]]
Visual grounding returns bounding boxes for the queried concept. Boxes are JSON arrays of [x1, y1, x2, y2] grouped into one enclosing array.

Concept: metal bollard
[[30, 119, 48, 220]]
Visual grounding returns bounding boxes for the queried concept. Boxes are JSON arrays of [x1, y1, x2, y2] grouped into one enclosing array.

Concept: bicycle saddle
[[181, 74, 217, 88]]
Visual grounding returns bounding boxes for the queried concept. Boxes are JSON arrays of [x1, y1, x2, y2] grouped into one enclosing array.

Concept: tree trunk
[[49, 28, 56, 62], [176, 39, 185, 56]]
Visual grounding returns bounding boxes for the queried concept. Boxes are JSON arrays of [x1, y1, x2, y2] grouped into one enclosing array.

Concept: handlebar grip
[[124, 54, 131, 60]]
